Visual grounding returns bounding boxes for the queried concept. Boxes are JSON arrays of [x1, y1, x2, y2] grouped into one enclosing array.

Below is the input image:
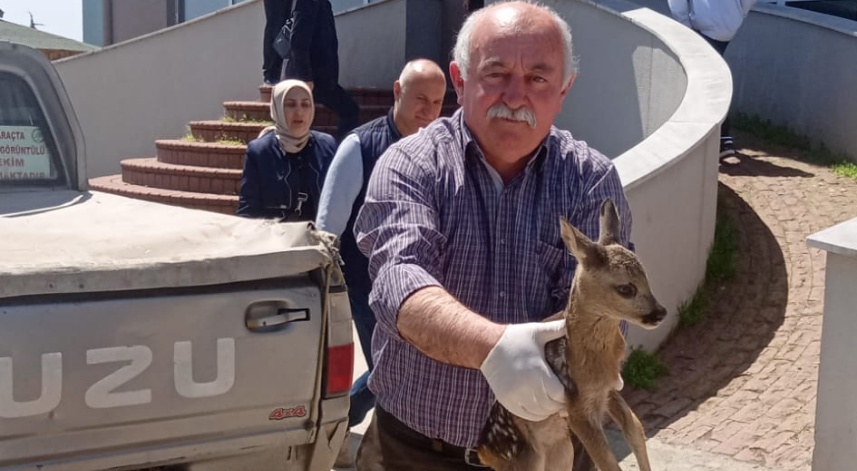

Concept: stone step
[[189, 120, 268, 144], [188, 121, 340, 144], [121, 157, 242, 195], [258, 85, 458, 106], [259, 85, 399, 106], [223, 102, 392, 126], [224, 101, 459, 127], [156, 139, 246, 169], [90, 175, 238, 215]]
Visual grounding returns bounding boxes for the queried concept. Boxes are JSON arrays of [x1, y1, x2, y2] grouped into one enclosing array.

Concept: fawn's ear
[[598, 199, 621, 246], [560, 216, 605, 267]]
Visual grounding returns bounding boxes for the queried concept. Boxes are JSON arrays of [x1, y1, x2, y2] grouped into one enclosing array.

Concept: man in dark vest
[[315, 58, 447, 467]]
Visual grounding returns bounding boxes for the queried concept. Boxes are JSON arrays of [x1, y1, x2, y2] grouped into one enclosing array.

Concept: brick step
[[259, 85, 458, 107], [223, 102, 392, 126], [156, 139, 246, 169], [258, 86, 458, 106], [188, 121, 267, 146], [90, 175, 238, 215], [188, 121, 340, 145], [225, 101, 460, 127], [121, 157, 242, 195], [259, 86, 394, 106]]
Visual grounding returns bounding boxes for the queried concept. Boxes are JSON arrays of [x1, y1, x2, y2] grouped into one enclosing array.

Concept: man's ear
[[393, 80, 402, 102], [559, 74, 576, 99], [450, 62, 465, 106]]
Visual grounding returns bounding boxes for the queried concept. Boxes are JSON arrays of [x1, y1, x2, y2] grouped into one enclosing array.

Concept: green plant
[[216, 138, 246, 146], [622, 348, 670, 391], [833, 161, 857, 181], [706, 214, 738, 282], [222, 115, 273, 125], [180, 132, 201, 143], [676, 211, 738, 327], [678, 287, 710, 327]]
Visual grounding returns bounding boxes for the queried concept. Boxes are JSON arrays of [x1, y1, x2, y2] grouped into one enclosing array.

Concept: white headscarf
[[259, 80, 315, 154]]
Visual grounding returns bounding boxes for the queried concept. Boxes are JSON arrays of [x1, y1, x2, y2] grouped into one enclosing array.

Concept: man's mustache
[[487, 104, 537, 128]]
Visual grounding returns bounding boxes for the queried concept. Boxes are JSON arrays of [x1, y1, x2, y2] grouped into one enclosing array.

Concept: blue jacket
[[340, 109, 402, 294], [286, 0, 339, 89], [237, 130, 335, 221]]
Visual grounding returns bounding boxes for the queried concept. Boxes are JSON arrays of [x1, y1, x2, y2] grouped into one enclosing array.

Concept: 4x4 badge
[[268, 405, 307, 420]]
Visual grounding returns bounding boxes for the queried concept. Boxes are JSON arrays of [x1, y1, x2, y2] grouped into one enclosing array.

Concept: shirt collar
[[456, 110, 552, 183]]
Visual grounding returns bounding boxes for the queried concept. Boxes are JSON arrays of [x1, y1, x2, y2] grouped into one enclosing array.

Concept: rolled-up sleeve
[[353, 145, 446, 341]]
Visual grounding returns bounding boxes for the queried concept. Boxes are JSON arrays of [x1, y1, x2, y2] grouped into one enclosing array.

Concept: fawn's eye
[[616, 284, 637, 298]]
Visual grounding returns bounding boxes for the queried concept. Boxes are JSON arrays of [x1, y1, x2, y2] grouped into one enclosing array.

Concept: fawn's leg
[[566, 413, 622, 471], [480, 447, 546, 471], [607, 390, 652, 471], [542, 436, 575, 471]]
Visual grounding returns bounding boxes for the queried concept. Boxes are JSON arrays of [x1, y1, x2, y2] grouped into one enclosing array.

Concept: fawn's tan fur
[[477, 200, 666, 471]]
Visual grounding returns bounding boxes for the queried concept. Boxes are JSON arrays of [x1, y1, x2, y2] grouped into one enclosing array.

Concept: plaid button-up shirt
[[354, 109, 632, 447]]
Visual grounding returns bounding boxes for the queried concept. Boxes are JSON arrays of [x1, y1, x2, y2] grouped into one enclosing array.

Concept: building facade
[[83, 0, 248, 47]]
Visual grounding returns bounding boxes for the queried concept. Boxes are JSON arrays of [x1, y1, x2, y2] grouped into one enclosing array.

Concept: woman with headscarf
[[237, 80, 336, 221]]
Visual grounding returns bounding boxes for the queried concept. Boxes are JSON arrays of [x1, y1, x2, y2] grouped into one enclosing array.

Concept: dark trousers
[[262, 0, 287, 81], [357, 406, 595, 471], [313, 85, 360, 141], [701, 34, 732, 139], [348, 289, 376, 427]]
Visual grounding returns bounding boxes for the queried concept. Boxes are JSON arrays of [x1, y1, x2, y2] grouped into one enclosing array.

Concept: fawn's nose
[[642, 305, 667, 326]]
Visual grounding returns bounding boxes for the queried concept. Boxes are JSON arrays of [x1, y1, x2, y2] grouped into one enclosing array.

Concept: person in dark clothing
[[315, 59, 448, 468], [464, 0, 484, 13], [285, 0, 360, 141], [238, 80, 335, 221], [262, 0, 291, 85]]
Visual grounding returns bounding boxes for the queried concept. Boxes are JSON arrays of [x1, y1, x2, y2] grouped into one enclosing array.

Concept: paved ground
[[622, 130, 857, 470], [336, 130, 857, 470]]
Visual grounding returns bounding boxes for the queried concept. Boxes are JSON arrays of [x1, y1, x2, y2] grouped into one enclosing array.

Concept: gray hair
[[453, 1, 579, 85]]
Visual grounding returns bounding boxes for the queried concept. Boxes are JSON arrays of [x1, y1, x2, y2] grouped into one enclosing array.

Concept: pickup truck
[[0, 42, 352, 471]]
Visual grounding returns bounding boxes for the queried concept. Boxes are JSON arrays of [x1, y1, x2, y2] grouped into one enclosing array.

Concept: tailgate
[[0, 276, 324, 468]]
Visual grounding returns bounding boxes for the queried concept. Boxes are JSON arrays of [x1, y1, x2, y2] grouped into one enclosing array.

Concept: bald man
[[315, 58, 447, 467], [352, 2, 632, 470]]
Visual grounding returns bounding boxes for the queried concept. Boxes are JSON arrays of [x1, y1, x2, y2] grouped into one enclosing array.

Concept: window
[[0, 72, 64, 186]]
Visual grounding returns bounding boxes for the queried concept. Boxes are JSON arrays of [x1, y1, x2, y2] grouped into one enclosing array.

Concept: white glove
[[480, 319, 568, 422]]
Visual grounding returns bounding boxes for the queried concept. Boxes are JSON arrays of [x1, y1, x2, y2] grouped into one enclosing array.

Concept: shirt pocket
[[535, 241, 574, 315]]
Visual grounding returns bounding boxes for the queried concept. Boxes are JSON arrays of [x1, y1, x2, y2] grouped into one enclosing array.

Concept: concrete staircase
[[90, 85, 458, 215]]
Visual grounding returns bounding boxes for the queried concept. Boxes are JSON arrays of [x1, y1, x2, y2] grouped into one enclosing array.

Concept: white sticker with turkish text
[[0, 126, 52, 180]]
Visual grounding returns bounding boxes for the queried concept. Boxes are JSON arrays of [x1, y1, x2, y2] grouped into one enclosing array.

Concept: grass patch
[[216, 138, 246, 146], [733, 113, 855, 173], [622, 348, 670, 392], [677, 212, 739, 327], [677, 288, 710, 327], [706, 214, 738, 282], [833, 161, 857, 181], [222, 114, 273, 125], [180, 132, 202, 143]]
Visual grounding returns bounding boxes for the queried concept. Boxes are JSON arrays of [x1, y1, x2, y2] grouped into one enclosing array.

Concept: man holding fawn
[[353, 2, 632, 469]]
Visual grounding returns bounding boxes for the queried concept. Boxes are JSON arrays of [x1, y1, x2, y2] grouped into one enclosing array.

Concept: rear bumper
[[5, 418, 349, 471]]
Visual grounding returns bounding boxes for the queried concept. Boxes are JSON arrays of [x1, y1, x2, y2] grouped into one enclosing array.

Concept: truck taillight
[[324, 343, 354, 398]]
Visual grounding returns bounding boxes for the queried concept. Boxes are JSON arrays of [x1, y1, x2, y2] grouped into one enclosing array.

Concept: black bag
[[272, 0, 298, 59]]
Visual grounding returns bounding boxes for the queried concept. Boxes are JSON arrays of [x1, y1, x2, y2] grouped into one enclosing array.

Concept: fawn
[[477, 199, 666, 471]]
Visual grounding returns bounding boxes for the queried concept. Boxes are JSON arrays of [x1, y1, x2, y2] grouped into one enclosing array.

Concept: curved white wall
[[55, 0, 730, 351], [729, 4, 857, 162]]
